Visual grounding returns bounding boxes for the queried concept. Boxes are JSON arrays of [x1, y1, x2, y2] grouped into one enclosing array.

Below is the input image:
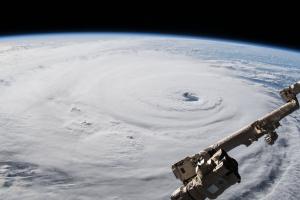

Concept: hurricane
[[0, 34, 300, 200]]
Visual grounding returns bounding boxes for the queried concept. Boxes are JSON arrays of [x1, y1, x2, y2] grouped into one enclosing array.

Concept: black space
[[0, 3, 299, 51]]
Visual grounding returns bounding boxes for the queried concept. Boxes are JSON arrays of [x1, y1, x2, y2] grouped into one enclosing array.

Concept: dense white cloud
[[0, 34, 299, 200]]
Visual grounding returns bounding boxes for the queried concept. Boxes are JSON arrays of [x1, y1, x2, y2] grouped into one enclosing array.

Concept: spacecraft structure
[[171, 81, 300, 200]]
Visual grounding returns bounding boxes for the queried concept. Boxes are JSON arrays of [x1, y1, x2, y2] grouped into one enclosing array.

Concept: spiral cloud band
[[0, 34, 300, 200]]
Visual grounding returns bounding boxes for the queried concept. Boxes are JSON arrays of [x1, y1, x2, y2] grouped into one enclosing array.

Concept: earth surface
[[0, 33, 300, 200]]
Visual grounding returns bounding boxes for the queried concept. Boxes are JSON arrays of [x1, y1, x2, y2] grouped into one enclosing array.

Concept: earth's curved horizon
[[0, 33, 300, 200]]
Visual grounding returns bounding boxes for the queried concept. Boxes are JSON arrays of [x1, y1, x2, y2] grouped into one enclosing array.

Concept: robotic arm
[[171, 81, 300, 200]]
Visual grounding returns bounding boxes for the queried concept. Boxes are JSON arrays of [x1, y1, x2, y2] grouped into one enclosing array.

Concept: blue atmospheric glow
[[0, 32, 299, 55]]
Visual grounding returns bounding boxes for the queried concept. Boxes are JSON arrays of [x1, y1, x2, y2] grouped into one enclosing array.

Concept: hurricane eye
[[182, 92, 199, 102]]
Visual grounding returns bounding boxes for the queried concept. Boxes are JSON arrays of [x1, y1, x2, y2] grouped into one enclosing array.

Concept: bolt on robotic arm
[[171, 81, 300, 200]]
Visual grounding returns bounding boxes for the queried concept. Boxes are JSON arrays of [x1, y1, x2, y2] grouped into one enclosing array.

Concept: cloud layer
[[0, 34, 300, 200]]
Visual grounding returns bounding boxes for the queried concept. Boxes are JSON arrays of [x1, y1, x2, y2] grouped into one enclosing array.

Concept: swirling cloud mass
[[0, 34, 300, 200]]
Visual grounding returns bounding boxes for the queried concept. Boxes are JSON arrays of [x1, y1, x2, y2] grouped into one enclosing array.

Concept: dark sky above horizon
[[1, 3, 299, 51]]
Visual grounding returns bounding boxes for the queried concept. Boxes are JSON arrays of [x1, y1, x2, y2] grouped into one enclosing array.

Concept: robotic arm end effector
[[171, 149, 241, 200], [280, 81, 300, 103]]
